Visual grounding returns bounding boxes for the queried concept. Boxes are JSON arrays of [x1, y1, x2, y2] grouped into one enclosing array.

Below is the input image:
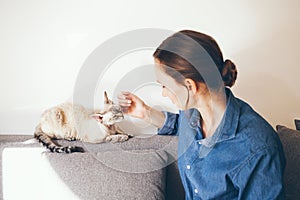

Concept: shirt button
[[198, 141, 201, 145], [195, 189, 198, 193], [186, 165, 191, 170]]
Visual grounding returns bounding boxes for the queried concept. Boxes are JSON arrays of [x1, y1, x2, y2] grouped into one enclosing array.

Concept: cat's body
[[34, 92, 131, 153]]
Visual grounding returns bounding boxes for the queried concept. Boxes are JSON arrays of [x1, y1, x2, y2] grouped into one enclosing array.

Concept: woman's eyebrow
[[156, 80, 161, 84]]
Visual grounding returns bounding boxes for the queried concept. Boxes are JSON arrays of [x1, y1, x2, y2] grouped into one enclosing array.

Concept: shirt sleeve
[[157, 111, 179, 135], [232, 146, 286, 199]]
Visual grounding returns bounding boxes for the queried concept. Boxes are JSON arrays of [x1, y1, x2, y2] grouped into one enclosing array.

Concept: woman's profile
[[118, 30, 285, 199]]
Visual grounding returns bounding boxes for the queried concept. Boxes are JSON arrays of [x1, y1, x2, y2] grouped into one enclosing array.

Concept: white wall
[[0, 0, 299, 134]]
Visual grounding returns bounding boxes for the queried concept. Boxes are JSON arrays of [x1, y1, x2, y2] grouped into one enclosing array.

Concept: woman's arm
[[143, 104, 165, 128]]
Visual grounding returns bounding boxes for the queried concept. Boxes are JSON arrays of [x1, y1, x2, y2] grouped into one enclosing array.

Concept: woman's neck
[[196, 90, 227, 138]]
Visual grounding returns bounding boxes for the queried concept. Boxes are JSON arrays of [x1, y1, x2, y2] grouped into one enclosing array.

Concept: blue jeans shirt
[[158, 88, 286, 200]]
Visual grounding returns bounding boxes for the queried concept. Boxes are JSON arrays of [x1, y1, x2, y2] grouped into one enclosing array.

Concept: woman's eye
[[162, 85, 166, 89]]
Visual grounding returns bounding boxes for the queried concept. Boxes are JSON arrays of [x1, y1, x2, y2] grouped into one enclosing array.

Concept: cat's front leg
[[105, 134, 129, 143], [115, 125, 134, 138], [115, 125, 125, 134]]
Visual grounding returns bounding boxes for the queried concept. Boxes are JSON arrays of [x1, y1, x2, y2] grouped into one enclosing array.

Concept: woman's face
[[154, 61, 189, 109]]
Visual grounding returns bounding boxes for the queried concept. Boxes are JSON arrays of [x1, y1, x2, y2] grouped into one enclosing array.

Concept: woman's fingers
[[118, 92, 133, 104], [118, 99, 132, 104], [117, 91, 146, 119], [118, 99, 132, 106], [118, 92, 134, 113], [118, 91, 131, 98]]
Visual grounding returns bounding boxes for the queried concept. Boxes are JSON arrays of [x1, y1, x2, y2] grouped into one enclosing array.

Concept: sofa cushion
[[46, 149, 168, 200], [276, 125, 300, 200], [49, 135, 185, 200], [294, 119, 300, 130]]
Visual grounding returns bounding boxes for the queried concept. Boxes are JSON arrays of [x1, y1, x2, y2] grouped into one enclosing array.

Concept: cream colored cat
[[34, 91, 131, 153]]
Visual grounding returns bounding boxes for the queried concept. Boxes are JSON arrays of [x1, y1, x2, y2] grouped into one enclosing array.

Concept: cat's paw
[[105, 135, 129, 143], [65, 136, 77, 141], [118, 135, 129, 142]]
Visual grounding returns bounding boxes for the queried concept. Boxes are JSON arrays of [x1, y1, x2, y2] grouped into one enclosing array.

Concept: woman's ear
[[184, 78, 198, 94]]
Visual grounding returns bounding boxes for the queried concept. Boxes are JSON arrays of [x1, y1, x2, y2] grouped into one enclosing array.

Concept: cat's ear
[[91, 114, 103, 123], [104, 91, 109, 104]]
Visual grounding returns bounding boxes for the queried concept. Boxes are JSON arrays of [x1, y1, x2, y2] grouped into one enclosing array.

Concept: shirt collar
[[196, 87, 240, 148]]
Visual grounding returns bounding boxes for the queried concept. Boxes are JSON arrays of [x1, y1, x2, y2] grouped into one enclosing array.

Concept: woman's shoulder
[[234, 97, 281, 149], [235, 97, 271, 130]]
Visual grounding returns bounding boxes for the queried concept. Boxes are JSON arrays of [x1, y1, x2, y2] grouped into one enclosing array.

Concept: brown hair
[[153, 30, 237, 90]]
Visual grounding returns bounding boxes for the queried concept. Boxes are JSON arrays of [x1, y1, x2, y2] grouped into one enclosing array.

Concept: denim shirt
[[158, 88, 286, 200]]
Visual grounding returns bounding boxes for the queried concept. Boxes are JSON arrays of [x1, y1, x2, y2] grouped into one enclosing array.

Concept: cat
[[34, 91, 132, 153]]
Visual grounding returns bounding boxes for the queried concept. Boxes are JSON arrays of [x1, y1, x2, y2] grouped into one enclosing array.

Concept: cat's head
[[91, 91, 124, 125]]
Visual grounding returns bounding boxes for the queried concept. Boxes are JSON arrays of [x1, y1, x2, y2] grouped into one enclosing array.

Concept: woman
[[118, 30, 285, 199]]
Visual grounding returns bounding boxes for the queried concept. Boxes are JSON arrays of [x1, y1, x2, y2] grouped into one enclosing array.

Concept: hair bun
[[221, 59, 237, 87]]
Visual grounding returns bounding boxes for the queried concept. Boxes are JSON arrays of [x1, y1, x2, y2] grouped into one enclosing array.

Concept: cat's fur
[[34, 91, 131, 153]]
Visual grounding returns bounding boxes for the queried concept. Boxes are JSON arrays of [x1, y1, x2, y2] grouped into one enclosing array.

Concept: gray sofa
[[0, 124, 299, 200], [0, 135, 185, 200], [276, 124, 300, 200]]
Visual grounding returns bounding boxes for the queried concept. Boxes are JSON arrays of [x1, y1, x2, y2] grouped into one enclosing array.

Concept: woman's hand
[[118, 91, 166, 128], [118, 92, 148, 119]]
